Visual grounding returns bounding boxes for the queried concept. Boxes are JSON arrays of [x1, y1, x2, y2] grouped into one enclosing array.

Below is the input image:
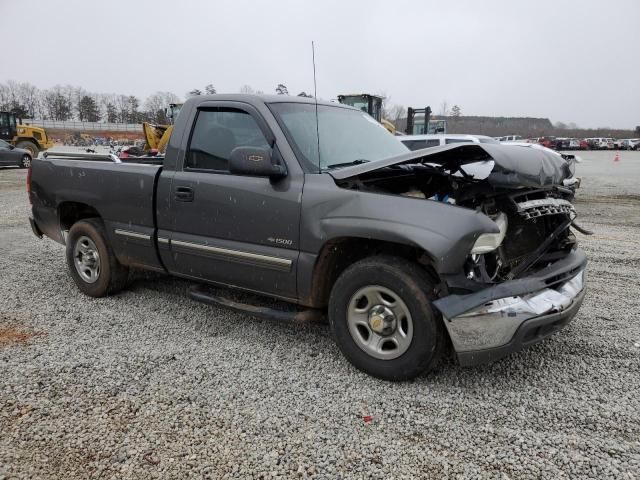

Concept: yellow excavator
[[337, 94, 396, 134], [0, 111, 54, 157], [142, 103, 183, 153]]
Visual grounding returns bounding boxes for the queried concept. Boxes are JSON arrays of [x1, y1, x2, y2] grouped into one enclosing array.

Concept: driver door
[[160, 103, 303, 301]]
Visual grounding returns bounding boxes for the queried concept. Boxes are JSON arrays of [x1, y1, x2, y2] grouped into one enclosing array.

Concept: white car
[[400, 134, 499, 151], [620, 139, 640, 150], [589, 138, 613, 150], [496, 135, 523, 142]]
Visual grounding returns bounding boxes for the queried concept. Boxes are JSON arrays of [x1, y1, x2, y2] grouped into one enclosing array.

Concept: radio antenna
[[312, 41, 321, 173]]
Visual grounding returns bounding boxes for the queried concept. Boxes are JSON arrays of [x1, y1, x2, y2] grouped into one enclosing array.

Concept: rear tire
[[329, 255, 445, 381], [66, 219, 129, 297], [15, 140, 39, 158], [20, 154, 31, 168]]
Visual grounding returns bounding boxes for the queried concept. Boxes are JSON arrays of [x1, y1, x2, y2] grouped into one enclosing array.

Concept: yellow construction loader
[[0, 111, 54, 157], [142, 103, 182, 153], [337, 94, 396, 134]]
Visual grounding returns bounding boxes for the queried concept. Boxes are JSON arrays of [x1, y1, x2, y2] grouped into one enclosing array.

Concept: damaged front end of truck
[[329, 143, 588, 365]]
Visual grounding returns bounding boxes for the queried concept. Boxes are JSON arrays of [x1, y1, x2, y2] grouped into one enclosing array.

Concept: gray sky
[[2, 0, 638, 128]]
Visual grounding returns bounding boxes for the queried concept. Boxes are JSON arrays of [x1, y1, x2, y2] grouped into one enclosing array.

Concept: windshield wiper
[[326, 159, 370, 170]]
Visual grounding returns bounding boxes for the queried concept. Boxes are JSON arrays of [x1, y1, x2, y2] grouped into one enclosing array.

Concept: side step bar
[[188, 284, 325, 323]]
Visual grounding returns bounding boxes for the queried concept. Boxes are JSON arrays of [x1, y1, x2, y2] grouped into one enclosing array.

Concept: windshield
[[0, 139, 9, 148], [479, 137, 499, 144], [269, 103, 408, 171]]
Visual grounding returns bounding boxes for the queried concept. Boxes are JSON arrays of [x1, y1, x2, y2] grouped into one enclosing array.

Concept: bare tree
[[450, 105, 462, 117], [144, 91, 181, 123], [188, 89, 202, 97], [115, 95, 130, 123], [204, 84, 216, 95], [275, 84, 289, 95], [240, 85, 255, 94], [42, 85, 72, 120], [386, 104, 406, 123]]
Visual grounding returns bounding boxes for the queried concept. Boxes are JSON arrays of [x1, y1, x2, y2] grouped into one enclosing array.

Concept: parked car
[[399, 134, 499, 151], [578, 139, 589, 150], [620, 139, 640, 150], [497, 135, 523, 142], [29, 94, 588, 381], [0, 139, 32, 168], [588, 138, 612, 150], [536, 136, 557, 149], [553, 138, 580, 150]]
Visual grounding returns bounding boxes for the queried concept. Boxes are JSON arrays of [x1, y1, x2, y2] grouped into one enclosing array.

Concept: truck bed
[[30, 154, 163, 268]]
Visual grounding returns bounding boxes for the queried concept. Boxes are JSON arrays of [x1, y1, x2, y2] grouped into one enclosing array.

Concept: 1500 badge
[[267, 237, 293, 247]]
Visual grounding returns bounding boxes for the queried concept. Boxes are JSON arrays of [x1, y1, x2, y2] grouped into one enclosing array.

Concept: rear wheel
[[66, 219, 129, 297], [15, 140, 39, 158], [329, 255, 445, 381], [20, 154, 31, 168]]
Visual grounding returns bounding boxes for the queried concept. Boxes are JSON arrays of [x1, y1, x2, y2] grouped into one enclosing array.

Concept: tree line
[[0, 81, 317, 125], [0, 81, 180, 124]]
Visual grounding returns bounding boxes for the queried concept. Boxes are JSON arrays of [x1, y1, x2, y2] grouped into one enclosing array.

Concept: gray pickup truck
[[28, 94, 587, 380]]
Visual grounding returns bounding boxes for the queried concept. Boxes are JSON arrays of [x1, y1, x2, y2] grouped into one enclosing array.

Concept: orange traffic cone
[[614, 152, 620, 162]]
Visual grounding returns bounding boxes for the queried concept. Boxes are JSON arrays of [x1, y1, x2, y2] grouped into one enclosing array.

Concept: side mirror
[[9, 145, 15, 149], [229, 146, 286, 178]]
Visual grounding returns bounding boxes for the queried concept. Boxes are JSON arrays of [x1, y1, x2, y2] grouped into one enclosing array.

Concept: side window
[[186, 108, 269, 172], [445, 138, 471, 144]]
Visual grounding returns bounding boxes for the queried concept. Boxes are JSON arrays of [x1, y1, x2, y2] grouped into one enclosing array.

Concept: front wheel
[[15, 140, 39, 158], [66, 219, 129, 297], [20, 154, 31, 168], [329, 255, 445, 381]]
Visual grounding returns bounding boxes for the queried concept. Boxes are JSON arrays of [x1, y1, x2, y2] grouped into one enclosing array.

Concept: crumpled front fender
[[301, 176, 499, 274]]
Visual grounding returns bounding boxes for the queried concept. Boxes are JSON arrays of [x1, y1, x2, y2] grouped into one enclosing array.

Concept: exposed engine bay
[[332, 143, 583, 284]]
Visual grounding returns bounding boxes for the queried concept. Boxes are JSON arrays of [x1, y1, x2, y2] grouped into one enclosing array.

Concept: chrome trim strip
[[157, 237, 170, 245], [114, 229, 151, 241], [171, 239, 291, 269]]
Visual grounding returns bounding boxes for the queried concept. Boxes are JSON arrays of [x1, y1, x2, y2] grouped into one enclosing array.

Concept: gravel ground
[[1, 151, 639, 479]]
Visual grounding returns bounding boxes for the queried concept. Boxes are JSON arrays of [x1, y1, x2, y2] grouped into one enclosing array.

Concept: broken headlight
[[470, 212, 508, 254]]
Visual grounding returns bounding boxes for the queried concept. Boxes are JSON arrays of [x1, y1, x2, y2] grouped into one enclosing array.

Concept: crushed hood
[[328, 143, 573, 189]]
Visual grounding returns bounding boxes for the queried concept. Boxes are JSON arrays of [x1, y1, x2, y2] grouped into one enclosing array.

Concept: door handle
[[174, 186, 194, 202]]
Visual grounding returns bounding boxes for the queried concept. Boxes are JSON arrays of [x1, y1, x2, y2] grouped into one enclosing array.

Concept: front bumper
[[433, 249, 587, 366]]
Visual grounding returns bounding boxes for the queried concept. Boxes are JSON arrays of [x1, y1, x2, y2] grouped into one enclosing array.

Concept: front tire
[[329, 255, 445, 381], [66, 219, 129, 297], [15, 140, 39, 158]]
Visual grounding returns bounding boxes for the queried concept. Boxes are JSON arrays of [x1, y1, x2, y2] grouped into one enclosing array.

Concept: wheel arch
[[302, 236, 439, 309], [58, 201, 103, 233]]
